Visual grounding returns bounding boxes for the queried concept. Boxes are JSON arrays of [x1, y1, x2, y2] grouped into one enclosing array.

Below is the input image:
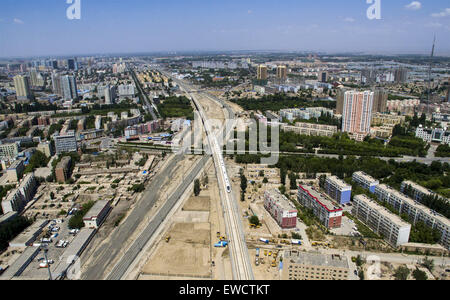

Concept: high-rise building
[[51, 73, 62, 96], [372, 88, 388, 113], [446, 78, 450, 102], [67, 59, 76, 70], [13, 75, 32, 100], [342, 91, 374, 141], [61, 75, 78, 100], [394, 67, 408, 83], [276, 65, 287, 81], [335, 88, 348, 115], [319, 71, 328, 83], [104, 84, 117, 104], [257, 65, 268, 80]]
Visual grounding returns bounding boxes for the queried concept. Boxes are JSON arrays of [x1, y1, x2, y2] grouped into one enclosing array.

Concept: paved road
[[171, 73, 254, 280], [105, 155, 210, 280], [81, 154, 185, 280]]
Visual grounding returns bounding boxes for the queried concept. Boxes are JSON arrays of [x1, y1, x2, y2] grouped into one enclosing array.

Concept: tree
[[194, 179, 201, 196], [393, 266, 410, 280], [412, 269, 428, 281], [421, 257, 434, 272], [240, 175, 248, 193], [249, 216, 260, 226]]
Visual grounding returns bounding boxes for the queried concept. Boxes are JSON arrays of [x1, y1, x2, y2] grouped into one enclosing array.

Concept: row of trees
[[231, 94, 336, 112], [157, 96, 195, 120]]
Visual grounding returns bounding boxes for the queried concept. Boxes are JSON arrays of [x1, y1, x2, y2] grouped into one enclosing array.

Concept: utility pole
[[41, 245, 53, 281]]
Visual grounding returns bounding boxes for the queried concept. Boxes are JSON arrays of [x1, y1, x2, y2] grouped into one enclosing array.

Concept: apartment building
[[371, 113, 405, 127], [0, 143, 20, 159], [54, 130, 77, 154], [297, 185, 343, 229], [400, 180, 445, 203], [352, 195, 411, 247], [6, 160, 25, 182], [279, 107, 334, 122], [342, 91, 374, 141], [1, 190, 25, 214], [55, 156, 72, 183], [18, 173, 38, 204], [374, 184, 450, 249], [415, 125, 450, 145], [281, 122, 338, 137], [324, 176, 352, 205], [282, 251, 349, 280], [352, 171, 379, 193], [264, 189, 297, 229]]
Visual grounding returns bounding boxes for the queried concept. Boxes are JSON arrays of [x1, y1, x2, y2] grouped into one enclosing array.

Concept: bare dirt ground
[[183, 196, 210, 212], [140, 222, 211, 278]]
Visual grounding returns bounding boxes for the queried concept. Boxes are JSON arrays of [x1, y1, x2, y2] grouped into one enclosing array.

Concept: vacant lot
[[141, 223, 211, 278]]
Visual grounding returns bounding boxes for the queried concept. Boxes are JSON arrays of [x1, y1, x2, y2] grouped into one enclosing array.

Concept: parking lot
[[330, 216, 360, 237], [19, 214, 81, 279]]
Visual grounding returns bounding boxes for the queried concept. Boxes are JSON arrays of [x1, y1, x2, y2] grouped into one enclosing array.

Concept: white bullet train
[[214, 139, 232, 193]]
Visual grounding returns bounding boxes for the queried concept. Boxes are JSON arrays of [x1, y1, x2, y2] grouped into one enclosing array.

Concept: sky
[[0, 0, 450, 58]]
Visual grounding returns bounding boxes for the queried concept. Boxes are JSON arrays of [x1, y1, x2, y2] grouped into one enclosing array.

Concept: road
[[81, 153, 186, 279], [89, 67, 240, 280], [170, 72, 254, 280], [129, 66, 159, 120], [105, 155, 210, 280]]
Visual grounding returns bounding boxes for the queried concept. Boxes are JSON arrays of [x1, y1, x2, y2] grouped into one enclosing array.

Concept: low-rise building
[[264, 189, 297, 229], [324, 176, 352, 205], [298, 185, 343, 229], [282, 251, 350, 280], [374, 184, 450, 250], [9, 220, 49, 248], [352, 194, 411, 247], [281, 122, 338, 137], [352, 171, 379, 193], [371, 113, 405, 127], [83, 200, 111, 229], [415, 125, 450, 145]]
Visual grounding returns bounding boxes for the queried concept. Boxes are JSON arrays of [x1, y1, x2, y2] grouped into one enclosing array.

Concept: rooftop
[[265, 189, 297, 212], [284, 251, 349, 269], [354, 194, 411, 228], [83, 200, 110, 221], [376, 184, 450, 228], [298, 185, 342, 212], [353, 171, 379, 184], [327, 175, 352, 190]]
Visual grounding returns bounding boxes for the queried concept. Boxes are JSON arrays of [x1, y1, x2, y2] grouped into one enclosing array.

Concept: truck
[[214, 241, 228, 248], [259, 238, 269, 244], [255, 248, 260, 257], [291, 239, 302, 245]]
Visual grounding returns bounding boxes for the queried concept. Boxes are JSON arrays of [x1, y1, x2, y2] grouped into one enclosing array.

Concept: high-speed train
[[213, 139, 232, 193]]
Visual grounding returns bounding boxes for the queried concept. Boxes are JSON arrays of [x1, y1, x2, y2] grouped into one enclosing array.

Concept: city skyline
[[1, 0, 450, 58]]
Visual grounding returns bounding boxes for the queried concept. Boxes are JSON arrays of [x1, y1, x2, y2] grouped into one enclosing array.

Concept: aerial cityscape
[[0, 0, 450, 285]]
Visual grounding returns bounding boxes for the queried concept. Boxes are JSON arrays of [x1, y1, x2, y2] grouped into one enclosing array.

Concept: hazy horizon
[[1, 0, 450, 58]]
